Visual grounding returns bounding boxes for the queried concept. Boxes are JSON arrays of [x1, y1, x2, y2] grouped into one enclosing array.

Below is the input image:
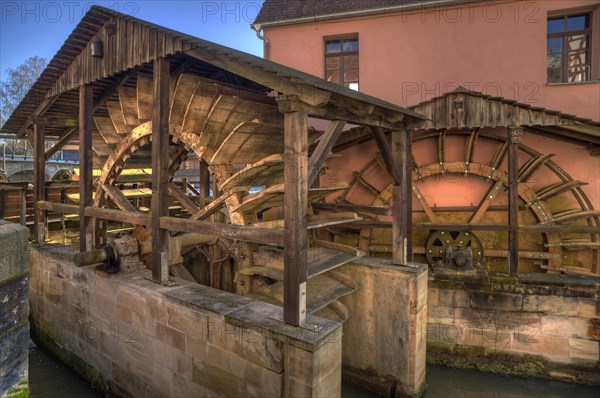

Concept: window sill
[[547, 80, 600, 87]]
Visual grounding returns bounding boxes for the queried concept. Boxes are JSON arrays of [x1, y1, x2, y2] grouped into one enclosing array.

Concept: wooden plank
[[94, 116, 121, 144], [307, 121, 345, 186], [152, 57, 171, 283], [160, 216, 284, 246], [219, 154, 284, 192], [508, 127, 522, 275], [283, 109, 308, 326], [33, 123, 46, 243], [252, 212, 362, 230], [168, 182, 200, 213], [210, 121, 283, 165], [137, 72, 154, 121], [392, 128, 412, 264], [79, 85, 94, 252], [233, 184, 347, 214], [92, 67, 140, 114]]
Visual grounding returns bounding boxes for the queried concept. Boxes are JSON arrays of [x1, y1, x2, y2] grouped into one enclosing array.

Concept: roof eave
[[252, 0, 477, 29]]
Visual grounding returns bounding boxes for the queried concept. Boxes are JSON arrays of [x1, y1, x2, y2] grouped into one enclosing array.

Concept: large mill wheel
[[329, 129, 600, 275]]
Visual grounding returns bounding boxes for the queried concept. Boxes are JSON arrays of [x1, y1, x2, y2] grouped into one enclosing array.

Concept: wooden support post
[[151, 57, 170, 284], [391, 128, 413, 264], [33, 123, 46, 243], [0, 188, 4, 220], [20, 183, 27, 226], [199, 159, 209, 207], [282, 101, 308, 326], [508, 126, 522, 275], [79, 85, 94, 252]]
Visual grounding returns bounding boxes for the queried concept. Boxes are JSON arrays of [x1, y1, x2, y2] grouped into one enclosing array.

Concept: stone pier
[[0, 220, 30, 398]]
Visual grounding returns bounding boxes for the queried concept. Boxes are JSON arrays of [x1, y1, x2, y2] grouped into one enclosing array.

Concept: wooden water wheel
[[84, 69, 367, 321], [326, 129, 600, 275]]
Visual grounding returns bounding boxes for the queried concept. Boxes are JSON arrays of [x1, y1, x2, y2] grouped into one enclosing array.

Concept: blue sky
[[0, 0, 265, 81]]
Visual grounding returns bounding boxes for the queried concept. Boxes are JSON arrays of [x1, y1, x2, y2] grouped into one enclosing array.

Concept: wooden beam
[[277, 96, 405, 130], [199, 159, 209, 207], [16, 95, 59, 138], [92, 67, 140, 113], [33, 123, 45, 243], [308, 121, 345, 186], [32, 116, 78, 127], [45, 127, 78, 160], [370, 127, 402, 185], [38, 201, 78, 213], [469, 179, 505, 224], [168, 182, 200, 214], [160, 216, 284, 246], [85, 207, 150, 226], [282, 106, 309, 326], [102, 184, 137, 212], [508, 126, 522, 275], [312, 202, 392, 216], [152, 57, 171, 283], [20, 184, 27, 226], [186, 49, 331, 107], [392, 128, 413, 264], [79, 85, 94, 252], [189, 190, 232, 220]]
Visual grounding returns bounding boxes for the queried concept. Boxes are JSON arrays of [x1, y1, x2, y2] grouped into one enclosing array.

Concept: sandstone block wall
[[427, 274, 600, 369], [0, 220, 30, 398], [339, 258, 428, 398], [29, 245, 342, 398]]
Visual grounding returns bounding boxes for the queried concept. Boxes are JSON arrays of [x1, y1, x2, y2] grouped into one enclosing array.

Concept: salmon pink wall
[[264, 0, 600, 121]]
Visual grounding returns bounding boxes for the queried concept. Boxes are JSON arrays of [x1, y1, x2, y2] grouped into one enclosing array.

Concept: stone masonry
[[29, 244, 342, 397], [0, 220, 30, 397], [427, 273, 600, 380]]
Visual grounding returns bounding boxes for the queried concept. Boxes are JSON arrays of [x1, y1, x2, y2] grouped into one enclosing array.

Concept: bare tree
[[0, 56, 46, 158]]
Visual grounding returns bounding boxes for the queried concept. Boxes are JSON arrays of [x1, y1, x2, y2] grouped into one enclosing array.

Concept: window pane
[[547, 37, 563, 54], [326, 41, 341, 53], [569, 50, 588, 67], [547, 54, 563, 83], [567, 14, 590, 31], [342, 39, 358, 52], [326, 69, 340, 83], [348, 82, 359, 91], [345, 68, 359, 83], [343, 54, 359, 69], [547, 17, 565, 34], [568, 34, 588, 51], [568, 66, 589, 82], [326, 56, 340, 69]]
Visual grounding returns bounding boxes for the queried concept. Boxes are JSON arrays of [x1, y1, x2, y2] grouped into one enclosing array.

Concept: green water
[[30, 345, 598, 398]]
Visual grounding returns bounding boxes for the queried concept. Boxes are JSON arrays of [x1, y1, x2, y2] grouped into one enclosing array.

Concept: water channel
[[29, 344, 599, 398]]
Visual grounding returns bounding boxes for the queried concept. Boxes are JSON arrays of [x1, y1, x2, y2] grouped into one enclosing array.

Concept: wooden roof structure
[[5, 5, 425, 327], [0, 5, 424, 140], [410, 87, 600, 148]]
